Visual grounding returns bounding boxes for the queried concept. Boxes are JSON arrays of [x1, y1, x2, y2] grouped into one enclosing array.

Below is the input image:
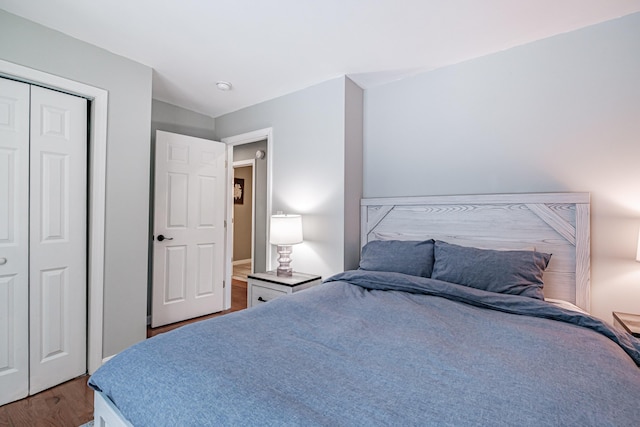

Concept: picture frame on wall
[[234, 178, 244, 204]]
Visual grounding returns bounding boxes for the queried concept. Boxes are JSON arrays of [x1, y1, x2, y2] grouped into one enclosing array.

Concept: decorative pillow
[[431, 240, 551, 299], [359, 239, 435, 278]]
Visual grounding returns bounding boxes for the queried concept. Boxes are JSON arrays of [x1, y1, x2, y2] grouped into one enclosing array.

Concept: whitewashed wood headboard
[[361, 193, 591, 311]]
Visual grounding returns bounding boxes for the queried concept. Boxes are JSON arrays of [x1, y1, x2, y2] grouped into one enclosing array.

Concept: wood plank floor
[[0, 375, 93, 427], [231, 260, 251, 282], [148, 279, 247, 337], [0, 280, 248, 426]]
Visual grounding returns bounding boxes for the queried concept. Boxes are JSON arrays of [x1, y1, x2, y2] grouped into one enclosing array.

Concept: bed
[[89, 193, 640, 426]]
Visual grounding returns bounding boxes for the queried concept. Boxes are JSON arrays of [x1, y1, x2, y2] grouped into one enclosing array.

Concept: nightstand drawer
[[250, 284, 287, 306]]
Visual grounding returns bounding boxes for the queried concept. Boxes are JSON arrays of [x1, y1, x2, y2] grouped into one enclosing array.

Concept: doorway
[[223, 129, 272, 310], [232, 163, 255, 282]]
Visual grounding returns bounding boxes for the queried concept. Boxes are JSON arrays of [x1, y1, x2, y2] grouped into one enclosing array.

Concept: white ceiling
[[2, 0, 639, 118]]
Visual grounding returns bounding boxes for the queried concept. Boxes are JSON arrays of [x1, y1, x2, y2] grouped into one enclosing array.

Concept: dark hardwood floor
[[0, 279, 248, 426], [0, 375, 93, 427], [148, 279, 247, 337]]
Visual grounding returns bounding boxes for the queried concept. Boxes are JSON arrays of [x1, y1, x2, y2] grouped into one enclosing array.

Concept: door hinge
[[223, 280, 226, 288], [224, 220, 227, 228]]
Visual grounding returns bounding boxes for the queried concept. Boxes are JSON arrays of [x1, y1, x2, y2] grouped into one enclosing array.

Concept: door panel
[[40, 152, 68, 240], [198, 177, 216, 226], [0, 78, 29, 406], [196, 244, 215, 295], [29, 85, 87, 395], [152, 131, 226, 327], [165, 245, 187, 302], [40, 268, 66, 361], [168, 172, 189, 227]]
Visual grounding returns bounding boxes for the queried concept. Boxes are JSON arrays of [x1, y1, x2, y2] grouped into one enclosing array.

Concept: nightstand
[[247, 271, 321, 307], [612, 312, 640, 338]]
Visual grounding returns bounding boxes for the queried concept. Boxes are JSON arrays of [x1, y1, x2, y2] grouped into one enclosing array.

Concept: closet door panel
[[29, 86, 87, 394], [0, 78, 30, 406]]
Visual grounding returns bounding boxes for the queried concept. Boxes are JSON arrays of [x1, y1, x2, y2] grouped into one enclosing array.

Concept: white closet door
[[28, 85, 87, 394], [0, 78, 30, 406]]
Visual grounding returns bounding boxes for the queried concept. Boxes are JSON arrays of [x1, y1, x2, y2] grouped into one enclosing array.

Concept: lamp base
[[276, 245, 293, 277]]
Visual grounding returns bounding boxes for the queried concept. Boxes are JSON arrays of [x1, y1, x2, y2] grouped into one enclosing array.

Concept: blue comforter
[[89, 271, 640, 426]]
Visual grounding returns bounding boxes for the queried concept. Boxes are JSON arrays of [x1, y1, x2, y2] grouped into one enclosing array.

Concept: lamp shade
[[636, 228, 640, 262], [270, 214, 303, 245]]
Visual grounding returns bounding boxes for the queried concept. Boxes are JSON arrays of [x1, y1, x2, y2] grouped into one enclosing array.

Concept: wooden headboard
[[361, 193, 591, 311]]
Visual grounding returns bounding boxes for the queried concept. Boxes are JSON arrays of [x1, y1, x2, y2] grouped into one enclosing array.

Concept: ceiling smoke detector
[[216, 81, 232, 91]]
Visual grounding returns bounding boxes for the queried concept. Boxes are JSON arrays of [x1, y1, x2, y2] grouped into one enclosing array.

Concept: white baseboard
[[233, 259, 251, 265]]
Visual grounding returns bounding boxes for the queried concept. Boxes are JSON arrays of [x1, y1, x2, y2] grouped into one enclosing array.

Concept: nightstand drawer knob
[[257, 297, 268, 302]]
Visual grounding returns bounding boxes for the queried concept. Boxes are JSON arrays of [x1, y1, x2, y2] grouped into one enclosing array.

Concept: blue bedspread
[[89, 271, 640, 426]]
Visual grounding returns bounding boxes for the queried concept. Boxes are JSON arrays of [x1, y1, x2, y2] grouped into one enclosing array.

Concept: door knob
[[0, 257, 6, 265], [157, 235, 173, 242]]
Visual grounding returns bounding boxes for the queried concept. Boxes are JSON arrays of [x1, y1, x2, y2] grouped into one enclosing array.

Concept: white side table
[[247, 271, 321, 307]]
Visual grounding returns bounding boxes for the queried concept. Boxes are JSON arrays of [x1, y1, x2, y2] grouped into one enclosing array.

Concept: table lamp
[[270, 214, 303, 276]]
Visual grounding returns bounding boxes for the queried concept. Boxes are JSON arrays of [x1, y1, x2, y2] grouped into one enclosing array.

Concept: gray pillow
[[431, 240, 551, 299], [359, 239, 435, 278]]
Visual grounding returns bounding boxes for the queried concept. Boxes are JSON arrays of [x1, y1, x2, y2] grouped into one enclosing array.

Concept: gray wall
[[151, 99, 216, 141], [216, 77, 363, 279], [0, 10, 152, 356], [344, 77, 364, 270], [364, 12, 640, 321]]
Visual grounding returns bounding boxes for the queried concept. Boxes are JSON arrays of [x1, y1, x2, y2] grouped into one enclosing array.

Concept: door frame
[[222, 128, 272, 309], [0, 59, 108, 375]]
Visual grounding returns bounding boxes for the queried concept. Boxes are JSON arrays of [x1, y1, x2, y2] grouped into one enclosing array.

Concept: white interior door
[[152, 131, 227, 328], [0, 78, 30, 406], [28, 85, 87, 394]]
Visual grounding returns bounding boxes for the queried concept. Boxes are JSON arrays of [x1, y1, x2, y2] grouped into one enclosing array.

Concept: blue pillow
[[431, 240, 551, 300], [359, 239, 435, 278]]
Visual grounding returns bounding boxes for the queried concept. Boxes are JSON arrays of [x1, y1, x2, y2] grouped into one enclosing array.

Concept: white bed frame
[[94, 192, 590, 426], [362, 192, 590, 311], [93, 388, 133, 427]]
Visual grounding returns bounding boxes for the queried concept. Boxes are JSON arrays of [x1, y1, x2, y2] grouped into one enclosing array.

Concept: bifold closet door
[[0, 77, 30, 405], [0, 78, 87, 405], [28, 85, 87, 395]]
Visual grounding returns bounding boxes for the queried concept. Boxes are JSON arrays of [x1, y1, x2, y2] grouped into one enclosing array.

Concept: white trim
[[361, 192, 591, 206], [0, 59, 108, 375], [94, 391, 134, 427], [222, 128, 273, 310], [232, 259, 252, 266]]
